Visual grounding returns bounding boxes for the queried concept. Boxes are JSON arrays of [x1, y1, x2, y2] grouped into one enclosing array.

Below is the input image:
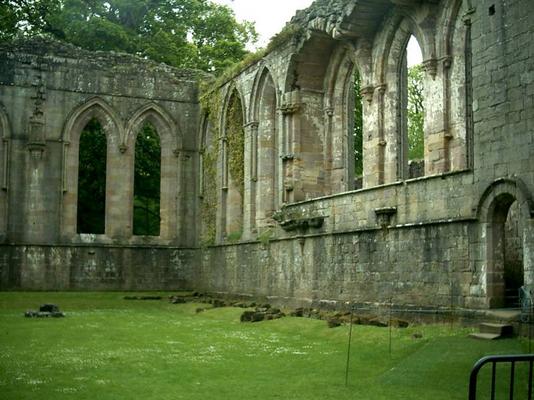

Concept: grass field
[[0, 292, 531, 399]]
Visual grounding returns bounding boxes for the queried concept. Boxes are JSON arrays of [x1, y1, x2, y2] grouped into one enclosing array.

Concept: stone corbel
[[423, 58, 438, 79], [119, 143, 128, 154], [361, 86, 375, 104], [281, 153, 295, 162], [245, 121, 259, 129], [441, 55, 453, 70], [281, 91, 301, 115], [280, 103, 301, 115], [462, 8, 476, 25], [27, 117, 46, 160], [376, 84, 387, 96], [374, 207, 397, 228], [180, 149, 195, 160], [324, 107, 334, 117]]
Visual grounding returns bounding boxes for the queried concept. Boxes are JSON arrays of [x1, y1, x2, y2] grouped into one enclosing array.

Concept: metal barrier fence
[[468, 354, 534, 400]]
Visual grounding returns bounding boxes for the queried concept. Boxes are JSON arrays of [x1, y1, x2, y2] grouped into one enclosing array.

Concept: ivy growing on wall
[[225, 91, 245, 197], [199, 90, 222, 246], [196, 22, 304, 245]]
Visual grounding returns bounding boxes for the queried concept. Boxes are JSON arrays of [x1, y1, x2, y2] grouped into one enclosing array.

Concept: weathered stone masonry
[[0, 39, 201, 289], [1, 0, 533, 311]]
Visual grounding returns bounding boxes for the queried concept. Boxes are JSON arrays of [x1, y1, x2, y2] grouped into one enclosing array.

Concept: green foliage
[[353, 69, 363, 177], [0, 292, 531, 400], [77, 118, 106, 234], [200, 135, 219, 246], [133, 123, 161, 236], [408, 64, 425, 160], [257, 228, 274, 245], [1, 0, 257, 74], [198, 89, 223, 246], [225, 230, 242, 243]]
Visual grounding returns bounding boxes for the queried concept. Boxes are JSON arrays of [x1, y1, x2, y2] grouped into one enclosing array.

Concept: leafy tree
[[2, 1, 257, 235], [1, 0, 257, 74], [407, 64, 425, 160]]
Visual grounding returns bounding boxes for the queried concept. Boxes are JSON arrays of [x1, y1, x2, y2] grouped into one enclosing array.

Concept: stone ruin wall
[[1, 0, 534, 311], [196, 0, 534, 310], [0, 38, 201, 290]]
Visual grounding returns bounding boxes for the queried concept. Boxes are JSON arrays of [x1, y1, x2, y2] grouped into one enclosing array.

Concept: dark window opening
[[133, 122, 161, 236], [77, 118, 107, 234]]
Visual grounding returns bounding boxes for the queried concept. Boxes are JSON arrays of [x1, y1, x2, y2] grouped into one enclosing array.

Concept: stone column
[[524, 219, 534, 292], [423, 57, 453, 176], [242, 121, 258, 240], [24, 84, 48, 243], [280, 90, 301, 203]]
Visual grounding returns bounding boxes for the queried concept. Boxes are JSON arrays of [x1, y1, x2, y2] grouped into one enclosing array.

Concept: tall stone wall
[[196, 0, 534, 309], [0, 38, 201, 290]]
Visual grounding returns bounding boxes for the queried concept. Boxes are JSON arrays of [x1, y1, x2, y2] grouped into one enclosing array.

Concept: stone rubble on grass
[[167, 292, 410, 328], [24, 303, 65, 318], [124, 295, 162, 300]]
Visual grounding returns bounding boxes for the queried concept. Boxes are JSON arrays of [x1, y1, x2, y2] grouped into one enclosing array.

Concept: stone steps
[[469, 323, 514, 340]]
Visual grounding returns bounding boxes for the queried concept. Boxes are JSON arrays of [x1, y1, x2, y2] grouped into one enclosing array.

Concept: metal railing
[[468, 354, 534, 400]]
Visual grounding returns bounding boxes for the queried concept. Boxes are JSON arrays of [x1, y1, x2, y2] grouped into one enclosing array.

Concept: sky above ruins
[[211, 0, 422, 65], [211, 0, 315, 48]]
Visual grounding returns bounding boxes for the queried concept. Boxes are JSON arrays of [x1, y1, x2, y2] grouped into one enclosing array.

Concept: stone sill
[[202, 216, 478, 249], [286, 169, 473, 208], [0, 242, 197, 251]]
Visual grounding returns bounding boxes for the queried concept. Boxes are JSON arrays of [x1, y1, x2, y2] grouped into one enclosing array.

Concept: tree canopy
[[1, 0, 257, 73]]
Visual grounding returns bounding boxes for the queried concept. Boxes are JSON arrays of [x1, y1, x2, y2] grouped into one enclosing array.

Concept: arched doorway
[[487, 194, 524, 308]]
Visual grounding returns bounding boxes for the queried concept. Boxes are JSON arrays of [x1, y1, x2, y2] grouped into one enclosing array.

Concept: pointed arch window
[[133, 122, 161, 236], [77, 118, 107, 234], [352, 67, 364, 188], [401, 35, 425, 179], [223, 89, 245, 241]]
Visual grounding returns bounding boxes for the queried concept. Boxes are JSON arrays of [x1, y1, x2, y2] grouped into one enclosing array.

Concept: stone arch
[[61, 97, 123, 238], [374, 13, 433, 85], [279, 33, 340, 201], [0, 103, 11, 237], [377, 12, 436, 182], [436, 0, 472, 172], [219, 84, 246, 241], [125, 103, 179, 240], [477, 179, 534, 308], [323, 46, 357, 193], [250, 66, 280, 229]]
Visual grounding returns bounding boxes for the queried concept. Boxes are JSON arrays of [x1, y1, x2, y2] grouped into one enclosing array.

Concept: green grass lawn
[[0, 292, 531, 399]]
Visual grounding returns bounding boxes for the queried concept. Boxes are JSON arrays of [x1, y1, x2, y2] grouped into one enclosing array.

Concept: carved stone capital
[[245, 121, 259, 129], [280, 103, 301, 115], [463, 8, 476, 25], [375, 84, 387, 96], [27, 142, 46, 160], [442, 56, 453, 70], [423, 58, 438, 79], [361, 86, 375, 104]]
